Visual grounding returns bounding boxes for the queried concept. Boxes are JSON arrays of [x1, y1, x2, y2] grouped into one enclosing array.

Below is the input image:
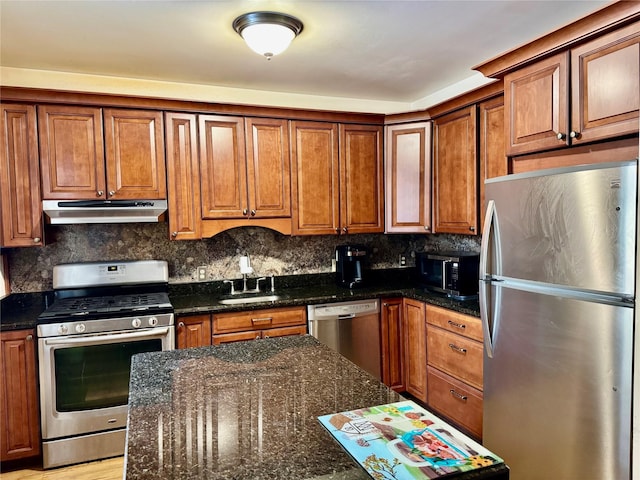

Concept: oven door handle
[[42, 327, 171, 346]]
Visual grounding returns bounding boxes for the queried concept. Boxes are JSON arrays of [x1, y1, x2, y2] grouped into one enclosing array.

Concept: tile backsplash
[[5, 224, 480, 293]]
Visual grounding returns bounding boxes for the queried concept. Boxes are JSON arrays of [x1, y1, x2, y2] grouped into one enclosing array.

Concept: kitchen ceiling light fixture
[[233, 11, 303, 60]]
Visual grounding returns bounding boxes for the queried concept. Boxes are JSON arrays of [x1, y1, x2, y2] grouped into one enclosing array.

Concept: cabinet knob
[[469, 226, 475, 232], [556, 132, 566, 141], [108, 190, 115, 197], [33, 237, 41, 243], [250, 209, 256, 216], [97, 190, 104, 197], [569, 131, 580, 139], [424, 225, 430, 231], [171, 231, 178, 238], [335, 228, 340, 234], [26, 334, 33, 341], [178, 322, 185, 328], [255, 335, 261, 340], [342, 227, 348, 233], [242, 208, 248, 216]]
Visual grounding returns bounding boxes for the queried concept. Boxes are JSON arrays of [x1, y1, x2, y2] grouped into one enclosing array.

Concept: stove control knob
[[132, 318, 142, 328], [75, 323, 86, 333], [58, 324, 69, 335], [148, 316, 158, 327]]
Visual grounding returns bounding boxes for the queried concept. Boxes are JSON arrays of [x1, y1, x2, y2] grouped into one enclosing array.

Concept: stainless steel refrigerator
[[480, 160, 637, 480]]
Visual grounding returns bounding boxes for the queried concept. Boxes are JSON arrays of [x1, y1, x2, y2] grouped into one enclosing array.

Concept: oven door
[[38, 326, 174, 440]]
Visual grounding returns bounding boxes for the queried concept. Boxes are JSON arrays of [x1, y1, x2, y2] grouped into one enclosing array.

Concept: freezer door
[[483, 285, 632, 480], [484, 161, 636, 296]]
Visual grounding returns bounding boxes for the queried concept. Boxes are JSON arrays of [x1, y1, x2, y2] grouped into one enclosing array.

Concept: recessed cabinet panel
[[504, 52, 569, 156], [0, 330, 40, 461], [571, 22, 640, 144], [38, 105, 105, 199], [291, 121, 340, 235], [385, 123, 432, 233], [433, 105, 478, 234], [199, 115, 247, 218], [165, 112, 202, 240], [103, 109, 166, 199], [245, 118, 291, 218], [0, 104, 43, 247], [339, 124, 384, 234]]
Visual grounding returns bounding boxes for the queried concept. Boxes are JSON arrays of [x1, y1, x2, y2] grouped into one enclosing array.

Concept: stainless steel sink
[[218, 295, 280, 305]]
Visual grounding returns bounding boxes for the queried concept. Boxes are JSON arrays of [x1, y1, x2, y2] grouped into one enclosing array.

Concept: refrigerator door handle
[[479, 199, 501, 358]]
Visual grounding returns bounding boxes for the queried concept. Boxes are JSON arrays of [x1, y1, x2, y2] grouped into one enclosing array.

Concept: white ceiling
[[0, 0, 612, 114]]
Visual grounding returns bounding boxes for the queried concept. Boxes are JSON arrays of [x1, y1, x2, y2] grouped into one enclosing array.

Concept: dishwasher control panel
[[307, 299, 379, 319]]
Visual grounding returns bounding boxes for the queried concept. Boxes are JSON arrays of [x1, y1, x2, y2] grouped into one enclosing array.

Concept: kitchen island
[[125, 335, 508, 479]]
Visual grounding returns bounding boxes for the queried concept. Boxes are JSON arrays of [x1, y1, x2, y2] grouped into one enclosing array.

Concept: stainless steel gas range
[[36, 260, 174, 469]]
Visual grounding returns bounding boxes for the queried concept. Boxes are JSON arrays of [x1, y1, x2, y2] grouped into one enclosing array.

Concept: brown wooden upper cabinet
[[199, 116, 291, 220], [384, 122, 432, 234], [38, 105, 166, 200], [291, 121, 383, 235], [165, 112, 202, 240], [433, 106, 478, 235], [505, 21, 639, 156], [478, 96, 506, 231], [0, 104, 43, 247]]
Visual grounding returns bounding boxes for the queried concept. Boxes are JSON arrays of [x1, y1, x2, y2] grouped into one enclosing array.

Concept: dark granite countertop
[[169, 270, 481, 319], [0, 269, 480, 332], [126, 335, 508, 480]]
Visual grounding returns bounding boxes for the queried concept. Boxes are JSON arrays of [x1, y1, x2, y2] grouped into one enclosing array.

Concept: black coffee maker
[[335, 245, 368, 288]]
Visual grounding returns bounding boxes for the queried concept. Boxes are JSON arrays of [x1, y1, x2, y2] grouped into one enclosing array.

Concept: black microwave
[[415, 251, 480, 299]]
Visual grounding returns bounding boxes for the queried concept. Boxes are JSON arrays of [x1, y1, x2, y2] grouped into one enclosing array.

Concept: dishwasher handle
[[337, 313, 356, 319]]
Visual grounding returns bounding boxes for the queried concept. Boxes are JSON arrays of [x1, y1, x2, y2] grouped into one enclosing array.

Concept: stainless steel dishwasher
[[307, 299, 381, 380]]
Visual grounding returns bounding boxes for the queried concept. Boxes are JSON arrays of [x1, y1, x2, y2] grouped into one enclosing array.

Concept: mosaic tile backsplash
[[5, 224, 480, 293]]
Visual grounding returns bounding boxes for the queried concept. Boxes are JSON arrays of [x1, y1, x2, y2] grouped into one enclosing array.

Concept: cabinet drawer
[[213, 306, 306, 334], [426, 305, 482, 342], [427, 326, 483, 389], [427, 367, 483, 439]]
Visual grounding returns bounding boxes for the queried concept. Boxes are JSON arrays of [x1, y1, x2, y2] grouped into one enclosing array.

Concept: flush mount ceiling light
[[233, 11, 303, 60]]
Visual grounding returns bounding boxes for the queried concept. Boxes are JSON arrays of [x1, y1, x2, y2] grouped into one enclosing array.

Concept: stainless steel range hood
[[42, 200, 168, 224]]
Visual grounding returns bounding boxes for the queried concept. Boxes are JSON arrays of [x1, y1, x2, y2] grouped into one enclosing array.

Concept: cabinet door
[[165, 112, 201, 240], [433, 105, 478, 235], [176, 315, 212, 349], [339, 124, 384, 234], [38, 105, 105, 199], [478, 96, 506, 231], [402, 299, 427, 402], [0, 330, 40, 462], [103, 109, 166, 199], [199, 115, 247, 219], [290, 121, 340, 235], [384, 122, 432, 233], [0, 104, 43, 247], [504, 52, 570, 155], [381, 298, 404, 392], [245, 118, 291, 218], [571, 22, 640, 145]]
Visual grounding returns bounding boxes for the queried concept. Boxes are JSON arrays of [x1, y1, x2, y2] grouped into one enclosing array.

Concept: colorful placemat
[[318, 400, 503, 479]]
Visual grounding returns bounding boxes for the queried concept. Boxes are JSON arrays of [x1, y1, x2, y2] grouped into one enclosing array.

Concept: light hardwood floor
[[0, 456, 124, 480]]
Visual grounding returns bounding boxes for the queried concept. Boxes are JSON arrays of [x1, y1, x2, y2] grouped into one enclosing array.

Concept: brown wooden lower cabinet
[[381, 298, 404, 391], [176, 314, 212, 349], [0, 329, 40, 462], [401, 298, 427, 403], [427, 366, 483, 439], [381, 301, 484, 439], [212, 306, 307, 345], [177, 307, 308, 348]]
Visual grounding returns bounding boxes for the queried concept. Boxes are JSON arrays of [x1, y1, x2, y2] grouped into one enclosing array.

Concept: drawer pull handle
[[448, 343, 467, 354], [450, 389, 468, 401], [251, 317, 273, 325], [447, 320, 466, 329]]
